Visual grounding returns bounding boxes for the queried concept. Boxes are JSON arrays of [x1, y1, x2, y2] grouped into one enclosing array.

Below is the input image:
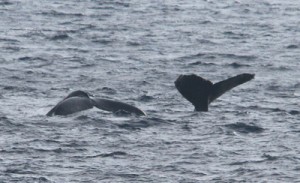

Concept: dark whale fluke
[[175, 73, 255, 111], [46, 90, 146, 116]]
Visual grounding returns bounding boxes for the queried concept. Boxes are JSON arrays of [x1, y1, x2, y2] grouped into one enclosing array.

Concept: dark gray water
[[1, 0, 300, 182]]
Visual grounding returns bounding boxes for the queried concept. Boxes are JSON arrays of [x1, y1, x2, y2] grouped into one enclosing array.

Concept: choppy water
[[1, 0, 300, 182]]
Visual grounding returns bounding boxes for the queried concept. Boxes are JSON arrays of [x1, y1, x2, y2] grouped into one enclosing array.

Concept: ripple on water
[[286, 44, 299, 49], [289, 110, 300, 115], [48, 32, 71, 41], [224, 122, 264, 134], [227, 62, 251, 68]]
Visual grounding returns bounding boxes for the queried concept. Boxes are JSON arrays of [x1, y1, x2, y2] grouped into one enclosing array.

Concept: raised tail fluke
[[175, 73, 255, 111]]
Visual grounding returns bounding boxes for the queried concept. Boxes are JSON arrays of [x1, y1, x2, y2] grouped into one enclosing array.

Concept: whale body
[[175, 73, 255, 111], [46, 90, 146, 116]]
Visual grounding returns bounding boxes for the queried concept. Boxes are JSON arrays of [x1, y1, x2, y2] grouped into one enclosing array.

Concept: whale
[[175, 73, 255, 111], [46, 90, 146, 116]]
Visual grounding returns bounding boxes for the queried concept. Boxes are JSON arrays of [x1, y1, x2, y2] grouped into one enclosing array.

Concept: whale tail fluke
[[175, 73, 254, 111], [46, 90, 146, 116]]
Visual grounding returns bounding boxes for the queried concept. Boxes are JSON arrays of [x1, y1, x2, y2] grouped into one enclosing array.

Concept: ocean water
[[1, 0, 300, 182]]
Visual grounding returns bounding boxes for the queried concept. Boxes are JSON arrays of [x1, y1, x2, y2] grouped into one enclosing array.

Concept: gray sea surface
[[1, 0, 300, 182]]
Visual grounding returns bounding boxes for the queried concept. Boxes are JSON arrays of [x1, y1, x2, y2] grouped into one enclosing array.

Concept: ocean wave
[[188, 61, 216, 66], [96, 87, 117, 95], [39, 10, 84, 17], [177, 52, 257, 63], [224, 122, 264, 134], [117, 117, 172, 130], [289, 110, 300, 115], [217, 53, 257, 61], [48, 33, 70, 41], [286, 44, 298, 49], [138, 95, 155, 102], [227, 62, 251, 68]]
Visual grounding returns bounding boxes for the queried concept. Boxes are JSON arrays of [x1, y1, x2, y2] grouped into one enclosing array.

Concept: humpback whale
[[175, 73, 255, 111], [46, 90, 146, 116]]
